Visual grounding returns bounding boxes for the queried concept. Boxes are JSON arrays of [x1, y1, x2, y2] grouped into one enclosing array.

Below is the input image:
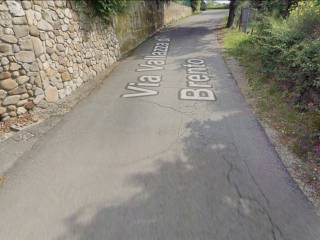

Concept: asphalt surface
[[1, 10, 320, 240]]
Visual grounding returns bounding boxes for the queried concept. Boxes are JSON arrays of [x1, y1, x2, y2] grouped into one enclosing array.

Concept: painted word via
[[179, 58, 216, 101], [122, 38, 170, 98]]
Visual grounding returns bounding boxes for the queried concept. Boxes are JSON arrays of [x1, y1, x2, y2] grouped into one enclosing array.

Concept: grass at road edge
[[219, 28, 320, 207]]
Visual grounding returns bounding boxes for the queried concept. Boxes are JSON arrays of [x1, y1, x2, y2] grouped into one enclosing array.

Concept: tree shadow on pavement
[[55, 114, 300, 240], [55, 10, 320, 240]]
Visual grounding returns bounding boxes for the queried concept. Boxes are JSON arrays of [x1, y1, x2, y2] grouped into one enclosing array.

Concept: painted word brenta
[[122, 38, 170, 98], [179, 59, 216, 101]]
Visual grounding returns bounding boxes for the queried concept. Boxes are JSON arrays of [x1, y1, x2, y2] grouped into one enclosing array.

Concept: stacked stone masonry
[[0, 0, 120, 120], [0, 0, 192, 121]]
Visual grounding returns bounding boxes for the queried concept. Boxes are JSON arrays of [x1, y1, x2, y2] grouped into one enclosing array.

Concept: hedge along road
[[0, 10, 320, 240]]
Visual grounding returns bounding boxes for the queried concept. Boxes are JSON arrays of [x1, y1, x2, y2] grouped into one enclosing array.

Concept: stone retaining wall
[[114, 0, 163, 54], [114, 0, 193, 54], [0, 0, 192, 121], [163, 1, 193, 25]]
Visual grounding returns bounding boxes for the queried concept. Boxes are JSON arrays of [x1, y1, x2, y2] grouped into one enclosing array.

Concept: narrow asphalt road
[[1, 10, 320, 240]]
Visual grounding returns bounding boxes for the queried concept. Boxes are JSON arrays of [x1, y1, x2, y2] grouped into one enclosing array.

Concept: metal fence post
[[240, 7, 251, 33]]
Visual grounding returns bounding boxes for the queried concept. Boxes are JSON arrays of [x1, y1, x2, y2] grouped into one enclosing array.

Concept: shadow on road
[[56, 113, 289, 240], [55, 10, 320, 240]]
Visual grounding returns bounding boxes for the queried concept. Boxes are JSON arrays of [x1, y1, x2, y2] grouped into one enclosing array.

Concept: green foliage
[[191, 0, 201, 12], [95, 0, 127, 17], [245, 0, 299, 17], [224, 30, 251, 57], [223, 28, 320, 161], [207, 1, 229, 9], [224, 0, 320, 179], [290, 0, 320, 16], [251, 3, 320, 98], [77, 0, 127, 20], [252, 0, 288, 16]]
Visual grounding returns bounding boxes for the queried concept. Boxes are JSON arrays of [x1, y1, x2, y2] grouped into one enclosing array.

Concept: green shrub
[[250, 2, 320, 103], [76, 0, 127, 20], [207, 1, 228, 9], [191, 0, 201, 12], [287, 10, 320, 40], [224, 0, 320, 165]]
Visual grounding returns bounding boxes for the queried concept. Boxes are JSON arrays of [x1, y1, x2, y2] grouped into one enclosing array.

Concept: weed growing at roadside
[[222, 24, 320, 190]]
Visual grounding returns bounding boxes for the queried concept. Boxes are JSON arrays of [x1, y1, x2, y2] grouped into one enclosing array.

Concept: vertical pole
[[240, 7, 250, 33]]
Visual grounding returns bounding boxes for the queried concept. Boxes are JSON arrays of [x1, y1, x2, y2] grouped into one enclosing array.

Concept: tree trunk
[[226, 0, 237, 28]]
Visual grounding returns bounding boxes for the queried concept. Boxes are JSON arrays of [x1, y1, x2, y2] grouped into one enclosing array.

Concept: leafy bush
[[77, 0, 127, 20], [290, 0, 320, 17], [224, 0, 320, 183], [250, 1, 320, 106], [207, 1, 228, 9], [93, 0, 127, 17], [254, 0, 288, 16], [191, 0, 201, 12]]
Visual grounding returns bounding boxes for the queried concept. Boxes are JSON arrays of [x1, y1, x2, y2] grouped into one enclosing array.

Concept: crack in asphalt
[[224, 119, 272, 207], [223, 155, 285, 240]]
